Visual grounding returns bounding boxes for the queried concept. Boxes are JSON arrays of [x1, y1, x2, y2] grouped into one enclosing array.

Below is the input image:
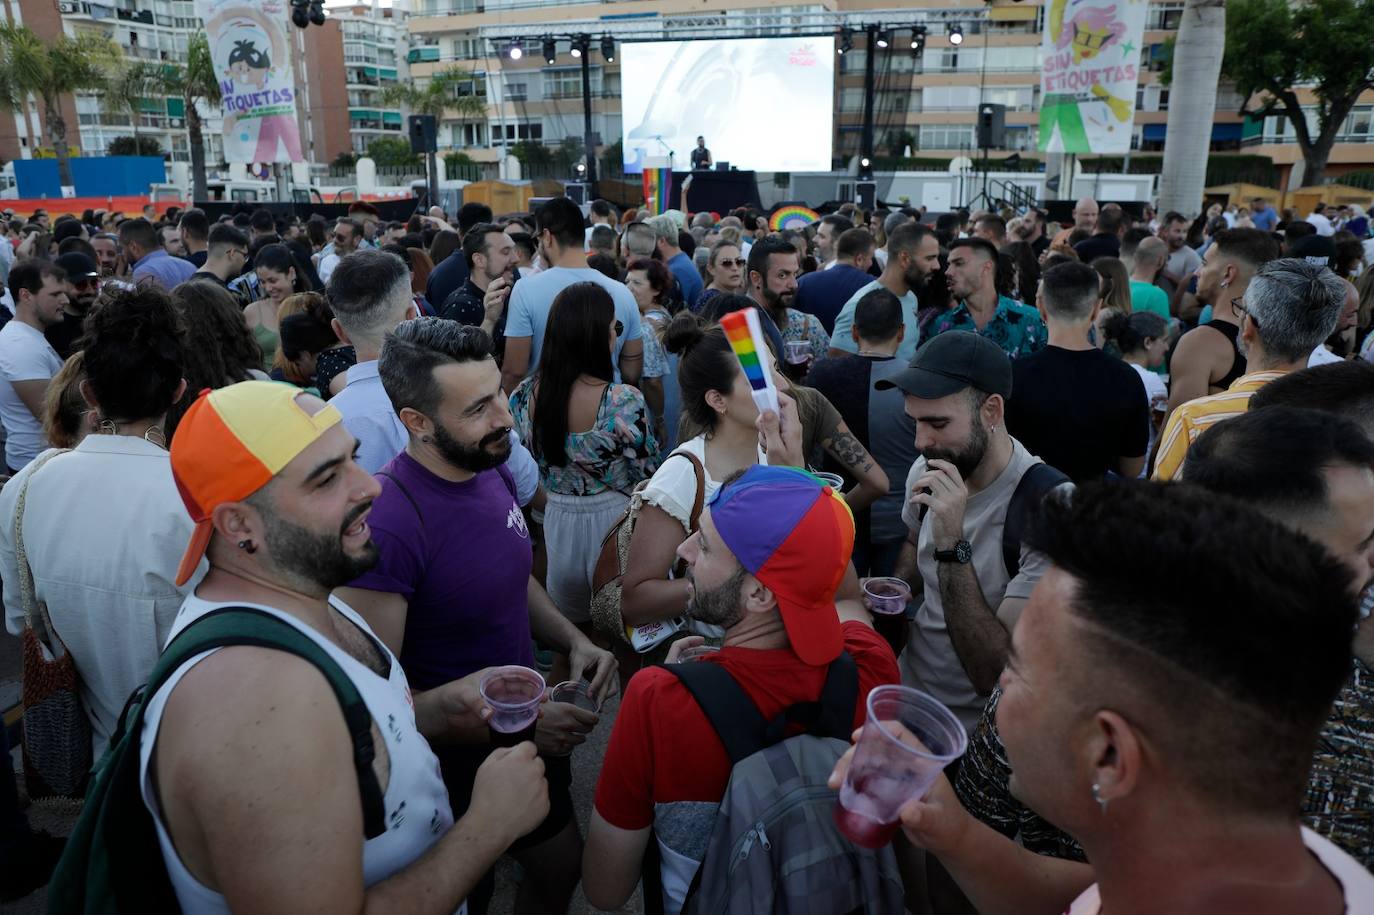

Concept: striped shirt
[[1152, 371, 1287, 481]]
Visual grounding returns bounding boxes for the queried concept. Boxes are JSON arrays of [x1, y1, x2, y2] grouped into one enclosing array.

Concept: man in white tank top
[[139, 381, 550, 913]]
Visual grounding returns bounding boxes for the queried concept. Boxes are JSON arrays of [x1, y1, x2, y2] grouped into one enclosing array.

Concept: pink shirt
[[1065, 828, 1374, 914]]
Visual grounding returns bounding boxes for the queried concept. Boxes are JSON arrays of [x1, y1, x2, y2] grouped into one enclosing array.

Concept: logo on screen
[[789, 44, 818, 67]]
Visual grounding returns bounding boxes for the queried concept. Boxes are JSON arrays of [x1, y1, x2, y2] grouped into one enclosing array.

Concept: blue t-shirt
[[1251, 206, 1278, 232], [668, 252, 704, 312], [831, 280, 923, 364], [348, 451, 535, 689], [505, 267, 644, 383]]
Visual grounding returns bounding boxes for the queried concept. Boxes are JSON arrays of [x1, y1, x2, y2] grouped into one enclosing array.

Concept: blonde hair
[[272, 292, 327, 375], [44, 351, 90, 449]]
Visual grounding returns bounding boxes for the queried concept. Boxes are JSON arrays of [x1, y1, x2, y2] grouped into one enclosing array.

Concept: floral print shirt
[[779, 307, 832, 356], [920, 295, 1048, 359], [510, 378, 661, 497]]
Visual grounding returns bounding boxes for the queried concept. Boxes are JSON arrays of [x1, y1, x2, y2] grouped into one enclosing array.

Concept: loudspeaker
[[855, 180, 877, 211], [408, 115, 437, 154], [564, 182, 588, 205], [977, 103, 1006, 150]]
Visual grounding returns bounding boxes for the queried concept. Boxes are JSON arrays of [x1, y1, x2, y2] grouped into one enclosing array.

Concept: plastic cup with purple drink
[[863, 577, 912, 657], [480, 666, 545, 748], [832, 685, 967, 849], [549, 679, 600, 713]]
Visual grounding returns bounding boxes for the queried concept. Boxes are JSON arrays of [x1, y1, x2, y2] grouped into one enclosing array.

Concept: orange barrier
[[0, 195, 186, 221]]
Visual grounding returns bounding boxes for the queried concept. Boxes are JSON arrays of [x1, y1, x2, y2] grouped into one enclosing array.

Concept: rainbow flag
[[719, 308, 779, 414], [642, 167, 673, 215]]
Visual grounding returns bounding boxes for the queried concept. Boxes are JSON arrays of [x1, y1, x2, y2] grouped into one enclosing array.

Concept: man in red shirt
[[583, 465, 901, 913]]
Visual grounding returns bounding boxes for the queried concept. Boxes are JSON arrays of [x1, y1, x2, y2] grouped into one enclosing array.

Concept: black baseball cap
[[875, 331, 1013, 400], [55, 252, 99, 280], [1288, 235, 1337, 271]]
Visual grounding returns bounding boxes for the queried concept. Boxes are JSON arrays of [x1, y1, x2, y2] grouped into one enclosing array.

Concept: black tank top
[[1202, 319, 1247, 389]]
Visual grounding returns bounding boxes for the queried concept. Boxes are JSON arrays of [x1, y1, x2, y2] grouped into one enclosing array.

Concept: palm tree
[[167, 33, 223, 203], [111, 61, 171, 152], [0, 23, 119, 186], [382, 66, 487, 199], [1158, 0, 1226, 217]]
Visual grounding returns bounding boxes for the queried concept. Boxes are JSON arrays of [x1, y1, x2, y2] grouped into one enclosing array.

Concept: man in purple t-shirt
[[338, 317, 617, 914]]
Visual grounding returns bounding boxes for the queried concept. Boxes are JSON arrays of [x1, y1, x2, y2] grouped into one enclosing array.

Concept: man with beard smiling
[[339, 317, 616, 915], [829, 223, 942, 364], [879, 331, 1068, 732], [745, 237, 831, 356], [583, 465, 899, 914], [138, 381, 551, 912]]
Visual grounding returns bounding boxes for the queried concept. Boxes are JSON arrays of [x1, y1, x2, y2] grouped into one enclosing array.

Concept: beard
[[433, 421, 512, 473], [686, 565, 749, 630], [903, 265, 931, 295], [761, 285, 794, 316], [923, 414, 989, 480], [263, 501, 378, 591]]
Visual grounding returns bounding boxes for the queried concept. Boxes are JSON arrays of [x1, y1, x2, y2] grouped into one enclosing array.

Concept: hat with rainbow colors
[[170, 381, 343, 586], [705, 464, 855, 665]]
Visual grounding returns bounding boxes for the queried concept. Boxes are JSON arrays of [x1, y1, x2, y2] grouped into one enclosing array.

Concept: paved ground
[[1, 628, 642, 915]]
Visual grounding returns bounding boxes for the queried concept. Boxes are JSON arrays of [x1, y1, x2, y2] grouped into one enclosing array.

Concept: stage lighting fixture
[[948, 23, 964, 45], [290, 0, 309, 29], [571, 36, 583, 58], [601, 35, 615, 62], [308, 0, 325, 26], [910, 26, 927, 49], [508, 40, 523, 60], [838, 29, 853, 54], [875, 28, 890, 49], [860, 156, 871, 169], [575, 162, 587, 176], [543, 37, 556, 64]]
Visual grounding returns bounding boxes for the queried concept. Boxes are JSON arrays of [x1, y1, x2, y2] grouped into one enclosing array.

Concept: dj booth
[[676, 169, 762, 215]]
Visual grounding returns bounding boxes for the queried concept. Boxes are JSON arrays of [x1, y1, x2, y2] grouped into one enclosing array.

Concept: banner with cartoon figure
[[196, 0, 304, 163], [1038, 0, 1148, 154]]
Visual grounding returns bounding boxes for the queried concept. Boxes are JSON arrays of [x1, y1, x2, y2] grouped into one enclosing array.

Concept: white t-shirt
[[638, 434, 765, 531], [1307, 213, 1336, 237], [0, 320, 63, 470], [318, 251, 342, 283], [1129, 363, 1168, 478], [1310, 344, 1344, 367]]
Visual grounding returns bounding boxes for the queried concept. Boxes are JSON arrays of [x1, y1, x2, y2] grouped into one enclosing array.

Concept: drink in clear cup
[[863, 577, 912, 656], [480, 666, 545, 748], [675, 645, 721, 663], [784, 340, 813, 364], [813, 471, 844, 491], [549, 679, 600, 713], [832, 685, 967, 849]]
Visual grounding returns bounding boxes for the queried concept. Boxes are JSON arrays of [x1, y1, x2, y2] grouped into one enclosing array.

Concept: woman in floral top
[[511, 282, 660, 625]]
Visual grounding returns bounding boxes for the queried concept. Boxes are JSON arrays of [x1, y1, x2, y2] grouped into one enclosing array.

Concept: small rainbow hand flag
[[720, 308, 779, 415], [770, 206, 820, 231]]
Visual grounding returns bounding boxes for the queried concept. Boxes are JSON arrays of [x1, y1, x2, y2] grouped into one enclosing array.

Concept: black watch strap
[[934, 540, 972, 564]]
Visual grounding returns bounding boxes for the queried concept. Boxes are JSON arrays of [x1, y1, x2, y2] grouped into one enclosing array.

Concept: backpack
[[1001, 461, 1071, 578], [589, 450, 705, 654], [47, 607, 388, 914], [666, 653, 906, 915]]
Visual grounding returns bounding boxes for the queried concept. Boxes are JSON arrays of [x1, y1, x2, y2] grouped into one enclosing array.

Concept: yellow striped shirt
[[1152, 371, 1289, 481]]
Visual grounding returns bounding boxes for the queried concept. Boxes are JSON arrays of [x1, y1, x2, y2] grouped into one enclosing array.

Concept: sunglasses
[[72, 277, 98, 290], [716, 258, 746, 268], [614, 320, 624, 337]]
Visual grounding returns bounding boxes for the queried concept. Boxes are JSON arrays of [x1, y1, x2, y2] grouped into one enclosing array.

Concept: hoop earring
[[97, 417, 118, 436]]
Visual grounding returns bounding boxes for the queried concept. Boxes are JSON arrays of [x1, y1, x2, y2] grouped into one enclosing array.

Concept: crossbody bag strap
[[13, 449, 71, 644]]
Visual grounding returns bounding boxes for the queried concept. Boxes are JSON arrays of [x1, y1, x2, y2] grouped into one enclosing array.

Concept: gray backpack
[[666, 654, 906, 915]]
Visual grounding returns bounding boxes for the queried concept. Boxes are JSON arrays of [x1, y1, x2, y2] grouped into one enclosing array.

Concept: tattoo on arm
[[826, 429, 876, 474]]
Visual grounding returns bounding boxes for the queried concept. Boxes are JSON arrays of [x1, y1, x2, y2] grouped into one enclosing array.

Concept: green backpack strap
[[48, 607, 389, 915]]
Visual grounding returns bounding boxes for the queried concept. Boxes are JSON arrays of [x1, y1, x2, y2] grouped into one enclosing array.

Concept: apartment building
[[403, 0, 1374, 188]]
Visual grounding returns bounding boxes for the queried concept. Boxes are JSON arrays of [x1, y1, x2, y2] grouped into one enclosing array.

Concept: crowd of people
[[0, 187, 1371, 915]]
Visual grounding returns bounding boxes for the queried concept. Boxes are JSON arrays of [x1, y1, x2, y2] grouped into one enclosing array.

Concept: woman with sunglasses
[[696, 240, 747, 312], [510, 282, 661, 632]]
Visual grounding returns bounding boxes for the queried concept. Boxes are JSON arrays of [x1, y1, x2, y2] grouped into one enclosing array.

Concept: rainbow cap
[[170, 381, 343, 585], [707, 465, 855, 665]]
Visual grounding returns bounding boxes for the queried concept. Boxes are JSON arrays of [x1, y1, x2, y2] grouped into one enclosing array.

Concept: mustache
[[480, 427, 511, 448], [340, 501, 372, 536]]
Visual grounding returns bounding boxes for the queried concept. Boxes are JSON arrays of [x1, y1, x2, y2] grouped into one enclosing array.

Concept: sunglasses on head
[[614, 320, 624, 337]]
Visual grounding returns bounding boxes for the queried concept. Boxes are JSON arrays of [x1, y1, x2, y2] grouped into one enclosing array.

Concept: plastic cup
[[813, 471, 844, 491], [480, 666, 545, 748], [832, 685, 968, 849], [863, 577, 912, 657], [549, 679, 600, 713], [784, 340, 813, 364], [675, 645, 721, 663]]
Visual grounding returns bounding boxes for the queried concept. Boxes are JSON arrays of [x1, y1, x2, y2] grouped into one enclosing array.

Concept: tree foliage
[[1220, 0, 1374, 184], [108, 135, 163, 156], [366, 137, 421, 168], [380, 67, 487, 132]]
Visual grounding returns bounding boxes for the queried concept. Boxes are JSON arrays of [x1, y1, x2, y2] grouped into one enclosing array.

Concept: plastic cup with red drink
[[862, 577, 912, 657], [480, 666, 545, 748], [832, 685, 967, 849]]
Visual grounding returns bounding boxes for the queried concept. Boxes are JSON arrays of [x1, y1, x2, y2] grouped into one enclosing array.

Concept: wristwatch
[[934, 540, 973, 564]]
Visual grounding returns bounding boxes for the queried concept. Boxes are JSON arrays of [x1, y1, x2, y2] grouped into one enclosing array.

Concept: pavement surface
[[1, 627, 643, 915]]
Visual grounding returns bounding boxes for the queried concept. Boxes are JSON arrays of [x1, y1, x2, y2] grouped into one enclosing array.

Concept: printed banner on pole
[[196, 0, 304, 163], [1038, 0, 1148, 154], [642, 167, 672, 215]]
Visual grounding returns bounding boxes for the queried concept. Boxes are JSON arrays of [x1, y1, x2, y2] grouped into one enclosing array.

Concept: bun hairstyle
[[1102, 310, 1167, 355], [82, 284, 186, 423], [663, 311, 739, 433]]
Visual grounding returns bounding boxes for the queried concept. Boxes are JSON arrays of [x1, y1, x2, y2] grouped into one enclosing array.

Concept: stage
[[677, 169, 762, 215]]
